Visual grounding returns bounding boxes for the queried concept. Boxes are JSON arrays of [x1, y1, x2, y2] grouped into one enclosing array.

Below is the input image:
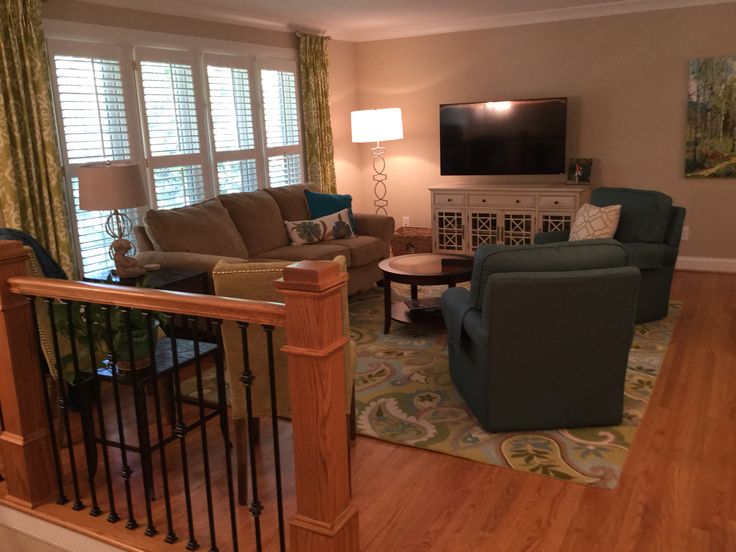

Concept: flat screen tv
[[439, 97, 567, 176]]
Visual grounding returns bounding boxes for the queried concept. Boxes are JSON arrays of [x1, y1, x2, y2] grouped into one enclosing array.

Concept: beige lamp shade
[[77, 162, 148, 211], [351, 108, 404, 143]]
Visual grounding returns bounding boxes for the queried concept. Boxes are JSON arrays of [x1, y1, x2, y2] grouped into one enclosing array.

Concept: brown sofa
[[134, 184, 395, 295]]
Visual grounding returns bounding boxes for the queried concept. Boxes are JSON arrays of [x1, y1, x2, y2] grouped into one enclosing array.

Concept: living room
[[0, 0, 735, 551]]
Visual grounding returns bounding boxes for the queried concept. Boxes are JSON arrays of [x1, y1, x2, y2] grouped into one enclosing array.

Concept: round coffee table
[[379, 253, 473, 334]]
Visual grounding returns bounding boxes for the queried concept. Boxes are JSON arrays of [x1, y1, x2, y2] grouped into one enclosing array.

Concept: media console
[[430, 183, 590, 255]]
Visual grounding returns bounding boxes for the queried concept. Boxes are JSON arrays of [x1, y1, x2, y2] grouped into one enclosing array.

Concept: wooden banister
[[276, 260, 359, 551], [0, 241, 56, 507], [8, 276, 286, 326]]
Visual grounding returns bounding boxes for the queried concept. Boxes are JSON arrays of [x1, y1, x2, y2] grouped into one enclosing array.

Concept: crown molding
[[74, 0, 735, 42]]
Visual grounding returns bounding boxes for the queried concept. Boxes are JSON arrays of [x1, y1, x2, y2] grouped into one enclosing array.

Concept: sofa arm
[[534, 230, 570, 244], [136, 250, 246, 273], [354, 213, 395, 257], [440, 287, 476, 350]]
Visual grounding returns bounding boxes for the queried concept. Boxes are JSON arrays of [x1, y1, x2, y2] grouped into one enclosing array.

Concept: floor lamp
[[78, 161, 149, 277], [351, 108, 404, 215]]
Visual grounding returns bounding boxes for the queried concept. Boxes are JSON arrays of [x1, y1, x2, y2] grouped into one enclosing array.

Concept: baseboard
[[676, 256, 736, 274]]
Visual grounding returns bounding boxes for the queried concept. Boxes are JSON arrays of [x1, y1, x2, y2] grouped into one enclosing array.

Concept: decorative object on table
[[391, 226, 433, 255], [686, 56, 736, 178], [351, 283, 681, 490], [77, 161, 148, 277], [351, 107, 404, 215], [567, 158, 592, 184]]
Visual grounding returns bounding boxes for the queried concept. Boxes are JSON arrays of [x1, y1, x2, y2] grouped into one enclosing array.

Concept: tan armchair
[[212, 256, 356, 504]]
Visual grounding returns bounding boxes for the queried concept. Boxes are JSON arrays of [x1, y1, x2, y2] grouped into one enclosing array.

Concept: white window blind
[[207, 66, 254, 152], [217, 160, 258, 194], [139, 61, 199, 157], [260, 68, 302, 187], [52, 52, 137, 277], [153, 166, 206, 210]]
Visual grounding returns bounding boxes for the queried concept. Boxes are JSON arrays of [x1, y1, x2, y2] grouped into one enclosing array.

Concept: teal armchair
[[535, 187, 685, 323], [440, 240, 640, 432]]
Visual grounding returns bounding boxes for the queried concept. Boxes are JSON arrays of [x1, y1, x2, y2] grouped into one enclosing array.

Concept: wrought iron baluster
[[31, 298, 66, 505], [188, 316, 218, 552], [146, 311, 177, 544], [238, 322, 263, 552], [263, 325, 285, 552], [211, 320, 239, 552], [124, 308, 156, 536], [46, 299, 83, 511], [169, 325, 199, 551], [80, 303, 101, 517], [104, 306, 138, 529]]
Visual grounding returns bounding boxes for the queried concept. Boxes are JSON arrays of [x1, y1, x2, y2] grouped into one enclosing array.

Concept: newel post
[[0, 241, 56, 507], [275, 260, 359, 552]]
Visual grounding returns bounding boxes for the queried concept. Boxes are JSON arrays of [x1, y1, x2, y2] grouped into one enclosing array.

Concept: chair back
[[591, 187, 674, 244]]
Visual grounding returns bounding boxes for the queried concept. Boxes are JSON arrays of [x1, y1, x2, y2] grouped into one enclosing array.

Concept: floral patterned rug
[[351, 284, 681, 489]]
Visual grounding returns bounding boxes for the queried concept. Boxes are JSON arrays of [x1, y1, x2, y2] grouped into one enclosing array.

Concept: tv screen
[[439, 97, 567, 176]]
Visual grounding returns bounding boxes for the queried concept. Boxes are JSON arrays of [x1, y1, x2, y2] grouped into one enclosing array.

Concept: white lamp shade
[[351, 108, 404, 143], [77, 162, 148, 211]]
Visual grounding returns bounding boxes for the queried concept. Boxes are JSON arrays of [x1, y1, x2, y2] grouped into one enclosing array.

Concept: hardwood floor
[[1, 270, 734, 551], [352, 270, 736, 552]]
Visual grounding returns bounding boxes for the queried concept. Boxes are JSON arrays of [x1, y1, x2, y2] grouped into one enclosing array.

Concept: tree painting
[[686, 57, 736, 178]]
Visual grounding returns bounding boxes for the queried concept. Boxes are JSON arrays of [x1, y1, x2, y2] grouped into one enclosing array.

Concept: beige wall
[[43, 0, 296, 48], [332, 3, 736, 259]]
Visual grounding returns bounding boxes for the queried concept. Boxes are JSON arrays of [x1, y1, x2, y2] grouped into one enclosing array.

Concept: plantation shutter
[[49, 44, 140, 277], [205, 57, 259, 194], [135, 48, 211, 209], [260, 66, 303, 187]]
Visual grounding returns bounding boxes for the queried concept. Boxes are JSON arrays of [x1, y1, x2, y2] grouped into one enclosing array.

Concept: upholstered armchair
[[535, 187, 685, 323], [211, 257, 356, 504], [440, 240, 640, 432]]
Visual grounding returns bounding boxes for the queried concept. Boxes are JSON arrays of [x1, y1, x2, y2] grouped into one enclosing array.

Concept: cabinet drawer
[[434, 193, 466, 206], [468, 194, 535, 208], [539, 195, 576, 209]]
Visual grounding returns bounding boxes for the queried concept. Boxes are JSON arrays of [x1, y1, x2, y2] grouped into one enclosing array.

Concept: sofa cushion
[[264, 183, 318, 221], [305, 190, 357, 229], [569, 203, 621, 241], [254, 243, 351, 263], [470, 239, 627, 309], [144, 199, 249, 258], [591, 187, 673, 244], [330, 235, 385, 267], [219, 191, 289, 256], [622, 242, 678, 269]]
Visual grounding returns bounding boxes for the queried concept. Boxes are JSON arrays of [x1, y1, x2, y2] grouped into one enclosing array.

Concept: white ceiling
[[79, 0, 735, 41]]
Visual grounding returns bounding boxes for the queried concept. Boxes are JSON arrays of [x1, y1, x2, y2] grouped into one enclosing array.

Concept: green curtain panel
[[298, 34, 337, 193], [0, 0, 76, 277]]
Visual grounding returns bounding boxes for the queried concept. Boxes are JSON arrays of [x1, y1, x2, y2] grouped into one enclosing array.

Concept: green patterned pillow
[[284, 208, 355, 245], [285, 219, 326, 245]]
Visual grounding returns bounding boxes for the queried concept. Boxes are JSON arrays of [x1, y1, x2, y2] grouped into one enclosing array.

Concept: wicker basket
[[391, 226, 433, 255]]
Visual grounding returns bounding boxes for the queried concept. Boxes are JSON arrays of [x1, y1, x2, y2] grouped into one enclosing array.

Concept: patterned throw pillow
[[284, 208, 355, 245], [569, 203, 622, 241]]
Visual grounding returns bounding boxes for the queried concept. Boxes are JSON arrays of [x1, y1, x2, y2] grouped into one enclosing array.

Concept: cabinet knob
[[482, 199, 486, 203], [448, 198, 452, 202], [554, 200, 559, 205], [515, 199, 520, 204]]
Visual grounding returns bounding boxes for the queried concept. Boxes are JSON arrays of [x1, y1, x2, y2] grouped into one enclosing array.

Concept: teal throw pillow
[[305, 190, 357, 230]]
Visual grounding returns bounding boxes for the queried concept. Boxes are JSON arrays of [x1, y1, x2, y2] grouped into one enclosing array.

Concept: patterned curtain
[[298, 33, 337, 193], [0, 0, 76, 277]]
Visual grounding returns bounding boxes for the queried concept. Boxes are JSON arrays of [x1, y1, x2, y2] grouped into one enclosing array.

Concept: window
[[48, 38, 302, 277], [50, 49, 139, 276]]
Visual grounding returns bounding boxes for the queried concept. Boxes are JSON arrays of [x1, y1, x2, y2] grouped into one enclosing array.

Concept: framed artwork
[[686, 56, 736, 178], [567, 158, 592, 184]]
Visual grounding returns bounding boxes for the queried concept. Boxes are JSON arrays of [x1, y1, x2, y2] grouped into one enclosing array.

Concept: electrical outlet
[[402, 216, 410, 227], [681, 226, 690, 241]]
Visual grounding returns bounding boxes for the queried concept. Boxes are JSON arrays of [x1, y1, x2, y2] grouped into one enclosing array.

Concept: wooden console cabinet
[[430, 184, 590, 255]]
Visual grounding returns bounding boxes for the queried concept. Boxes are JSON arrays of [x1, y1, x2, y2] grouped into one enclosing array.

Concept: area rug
[[351, 284, 681, 490]]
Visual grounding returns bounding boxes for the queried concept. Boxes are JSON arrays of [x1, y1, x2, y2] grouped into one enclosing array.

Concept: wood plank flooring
[[1, 270, 734, 551]]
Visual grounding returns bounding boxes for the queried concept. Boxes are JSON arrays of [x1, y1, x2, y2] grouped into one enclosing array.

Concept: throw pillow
[[305, 190, 357, 230], [284, 208, 355, 246], [569, 203, 622, 241]]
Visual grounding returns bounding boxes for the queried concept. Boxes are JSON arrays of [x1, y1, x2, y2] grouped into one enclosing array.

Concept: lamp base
[[371, 145, 388, 215]]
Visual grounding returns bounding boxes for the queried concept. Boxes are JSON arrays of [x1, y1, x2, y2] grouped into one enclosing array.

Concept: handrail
[[7, 276, 286, 327]]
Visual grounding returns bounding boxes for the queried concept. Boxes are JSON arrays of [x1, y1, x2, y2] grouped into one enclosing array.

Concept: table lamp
[[351, 108, 403, 215], [77, 161, 148, 277]]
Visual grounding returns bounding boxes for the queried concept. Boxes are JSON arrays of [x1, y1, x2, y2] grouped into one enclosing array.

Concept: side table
[[83, 267, 210, 295]]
